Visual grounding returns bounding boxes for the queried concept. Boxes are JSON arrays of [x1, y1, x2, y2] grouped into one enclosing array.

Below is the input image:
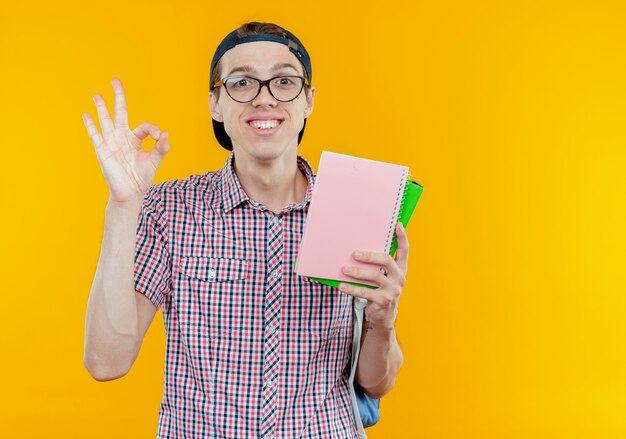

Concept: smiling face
[[209, 41, 315, 162]]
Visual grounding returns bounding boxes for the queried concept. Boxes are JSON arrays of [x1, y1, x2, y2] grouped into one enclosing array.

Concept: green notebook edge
[[294, 180, 424, 290]]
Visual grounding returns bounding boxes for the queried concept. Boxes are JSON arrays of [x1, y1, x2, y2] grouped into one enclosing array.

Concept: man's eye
[[231, 78, 251, 88], [275, 77, 295, 87]]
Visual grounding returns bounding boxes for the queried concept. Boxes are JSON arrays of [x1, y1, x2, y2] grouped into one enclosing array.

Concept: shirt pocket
[[177, 256, 251, 336], [180, 256, 248, 282]]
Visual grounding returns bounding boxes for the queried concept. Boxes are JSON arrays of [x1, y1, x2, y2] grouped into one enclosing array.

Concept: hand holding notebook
[[295, 151, 423, 289]]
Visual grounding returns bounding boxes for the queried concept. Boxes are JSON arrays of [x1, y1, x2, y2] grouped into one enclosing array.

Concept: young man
[[82, 22, 409, 439]]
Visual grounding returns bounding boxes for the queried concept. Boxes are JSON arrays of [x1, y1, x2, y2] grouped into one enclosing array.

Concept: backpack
[[348, 297, 382, 438]]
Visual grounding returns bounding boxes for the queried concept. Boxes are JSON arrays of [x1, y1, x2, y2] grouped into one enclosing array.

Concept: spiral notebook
[[295, 151, 424, 289]]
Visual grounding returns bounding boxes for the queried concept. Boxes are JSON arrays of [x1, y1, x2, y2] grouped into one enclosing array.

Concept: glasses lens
[[224, 77, 259, 103], [269, 77, 304, 102], [224, 76, 305, 102]]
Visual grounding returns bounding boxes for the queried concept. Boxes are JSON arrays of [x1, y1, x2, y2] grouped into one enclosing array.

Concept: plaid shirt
[[134, 152, 357, 438]]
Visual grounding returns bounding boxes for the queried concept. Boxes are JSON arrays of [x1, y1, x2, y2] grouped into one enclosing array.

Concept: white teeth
[[249, 120, 280, 129]]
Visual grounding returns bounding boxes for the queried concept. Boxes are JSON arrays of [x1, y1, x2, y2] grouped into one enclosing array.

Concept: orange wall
[[1, 1, 625, 437]]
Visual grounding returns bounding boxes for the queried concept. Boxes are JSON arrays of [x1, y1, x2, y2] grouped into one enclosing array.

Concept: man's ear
[[209, 91, 224, 122], [304, 86, 315, 118]]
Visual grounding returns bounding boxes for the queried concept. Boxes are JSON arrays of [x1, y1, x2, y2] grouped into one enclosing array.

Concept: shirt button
[[270, 270, 280, 279], [208, 269, 217, 280], [271, 216, 281, 225]]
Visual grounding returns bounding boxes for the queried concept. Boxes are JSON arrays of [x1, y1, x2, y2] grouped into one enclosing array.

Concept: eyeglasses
[[212, 75, 309, 103]]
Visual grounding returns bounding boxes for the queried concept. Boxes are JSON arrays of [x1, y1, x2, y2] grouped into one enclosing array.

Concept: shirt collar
[[220, 152, 249, 213], [220, 151, 316, 214]]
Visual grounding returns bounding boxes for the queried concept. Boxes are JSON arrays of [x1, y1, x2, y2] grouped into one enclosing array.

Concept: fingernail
[[343, 266, 353, 274], [354, 251, 363, 258]]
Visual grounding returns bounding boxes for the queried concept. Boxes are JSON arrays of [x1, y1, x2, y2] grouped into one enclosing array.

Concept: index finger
[[112, 78, 129, 128], [353, 249, 403, 280]]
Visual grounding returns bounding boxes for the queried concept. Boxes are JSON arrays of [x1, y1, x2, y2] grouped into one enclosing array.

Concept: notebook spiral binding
[[385, 169, 411, 254]]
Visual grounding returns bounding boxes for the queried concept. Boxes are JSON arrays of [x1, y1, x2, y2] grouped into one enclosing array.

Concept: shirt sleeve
[[134, 185, 172, 309]]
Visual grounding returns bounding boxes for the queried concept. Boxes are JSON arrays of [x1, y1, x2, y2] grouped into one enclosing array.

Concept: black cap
[[209, 23, 312, 151]]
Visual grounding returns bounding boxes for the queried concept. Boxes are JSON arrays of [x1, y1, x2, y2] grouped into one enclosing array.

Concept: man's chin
[[232, 141, 291, 160]]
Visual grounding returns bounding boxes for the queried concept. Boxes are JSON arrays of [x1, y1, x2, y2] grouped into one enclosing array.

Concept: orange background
[[1, 1, 625, 437]]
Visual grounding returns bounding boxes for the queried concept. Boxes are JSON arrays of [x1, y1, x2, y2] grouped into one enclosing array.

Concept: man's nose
[[252, 83, 277, 106]]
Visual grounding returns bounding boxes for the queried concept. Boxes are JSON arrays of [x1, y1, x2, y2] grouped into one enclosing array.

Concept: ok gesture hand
[[82, 78, 170, 204]]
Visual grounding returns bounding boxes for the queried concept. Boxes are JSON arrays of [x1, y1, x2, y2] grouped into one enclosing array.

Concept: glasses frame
[[212, 75, 310, 103]]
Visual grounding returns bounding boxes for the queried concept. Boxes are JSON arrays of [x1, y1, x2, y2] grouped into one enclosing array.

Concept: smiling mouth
[[247, 119, 283, 130]]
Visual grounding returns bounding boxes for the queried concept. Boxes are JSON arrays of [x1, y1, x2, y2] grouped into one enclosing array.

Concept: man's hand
[[82, 78, 170, 204], [338, 222, 409, 330]]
